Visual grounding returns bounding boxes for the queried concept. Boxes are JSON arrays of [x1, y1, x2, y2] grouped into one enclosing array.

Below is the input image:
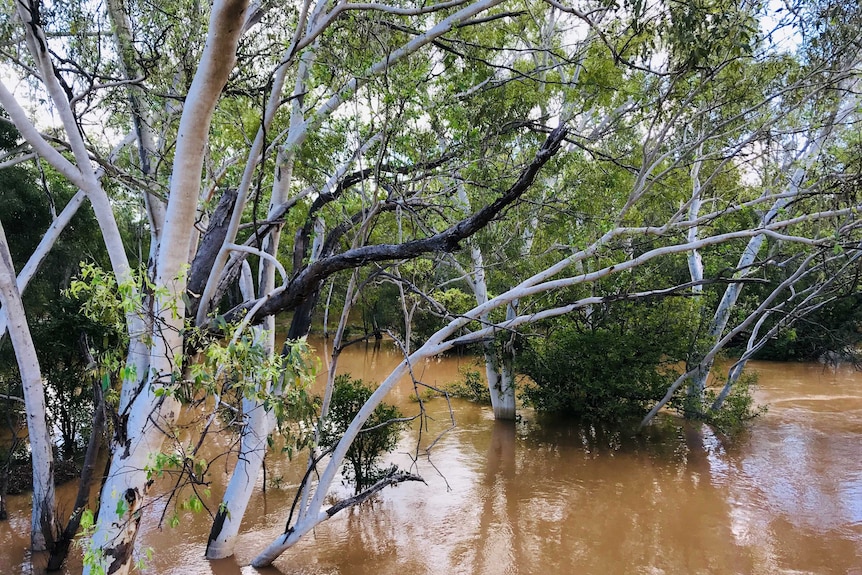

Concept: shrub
[[444, 367, 491, 404], [518, 300, 696, 421], [319, 375, 406, 494], [703, 370, 766, 434]]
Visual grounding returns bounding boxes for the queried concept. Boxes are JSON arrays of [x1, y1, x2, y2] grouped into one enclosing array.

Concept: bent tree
[[0, 0, 859, 572]]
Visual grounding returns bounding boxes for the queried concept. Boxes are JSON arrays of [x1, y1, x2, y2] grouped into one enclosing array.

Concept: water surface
[[2, 340, 861, 574]]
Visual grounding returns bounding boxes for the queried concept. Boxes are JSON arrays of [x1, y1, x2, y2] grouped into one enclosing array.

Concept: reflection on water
[[2, 340, 862, 574]]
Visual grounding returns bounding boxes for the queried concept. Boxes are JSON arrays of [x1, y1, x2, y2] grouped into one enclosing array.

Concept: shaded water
[[2, 340, 862, 574]]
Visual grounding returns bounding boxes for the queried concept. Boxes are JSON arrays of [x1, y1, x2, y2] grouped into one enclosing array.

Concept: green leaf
[[80, 508, 94, 530]]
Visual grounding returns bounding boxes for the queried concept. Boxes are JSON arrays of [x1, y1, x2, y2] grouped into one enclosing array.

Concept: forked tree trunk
[[84, 2, 249, 573], [207, 263, 273, 558], [206, 18, 318, 554]]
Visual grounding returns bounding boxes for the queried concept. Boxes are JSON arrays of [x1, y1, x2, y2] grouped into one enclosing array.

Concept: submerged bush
[[703, 371, 766, 434], [319, 374, 407, 494], [444, 367, 491, 404], [518, 300, 696, 421]]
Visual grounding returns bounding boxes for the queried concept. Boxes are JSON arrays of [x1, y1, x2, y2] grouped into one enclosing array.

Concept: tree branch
[[228, 125, 567, 323], [324, 469, 425, 518]]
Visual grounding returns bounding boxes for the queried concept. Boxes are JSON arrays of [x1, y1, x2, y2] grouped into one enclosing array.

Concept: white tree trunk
[[688, 87, 859, 406], [686, 143, 704, 294], [684, 144, 705, 411], [85, 3, 249, 573], [454, 184, 516, 419], [106, 0, 166, 260], [492, 303, 518, 420], [0, 190, 85, 339], [206, 21, 320, 555], [205, 318, 272, 558], [0, 219, 57, 551]]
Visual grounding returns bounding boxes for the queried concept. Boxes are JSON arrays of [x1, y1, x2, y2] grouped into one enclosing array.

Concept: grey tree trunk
[[0, 219, 57, 551]]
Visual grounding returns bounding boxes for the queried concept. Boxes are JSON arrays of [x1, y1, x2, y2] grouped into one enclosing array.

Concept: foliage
[[444, 367, 491, 404], [68, 262, 321, 522], [0, 135, 126, 459], [412, 287, 477, 343], [519, 299, 698, 421], [703, 371, 766, 434], [750, 291, 862, 362], [2, 0, 862, 566], [319, 374, 406, 494]]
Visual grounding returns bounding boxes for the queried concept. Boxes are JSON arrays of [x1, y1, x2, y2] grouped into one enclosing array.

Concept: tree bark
[[0, 219, 57, 552], [454, 181, 516, 419], [85, 2, 250, 573]]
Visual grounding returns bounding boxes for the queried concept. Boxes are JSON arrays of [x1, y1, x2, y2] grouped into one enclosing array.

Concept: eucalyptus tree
[[0, 0, 860, 573], [676, 0, 862, 414], [253, 0, 862, 564], [0, 221, 57, 552]]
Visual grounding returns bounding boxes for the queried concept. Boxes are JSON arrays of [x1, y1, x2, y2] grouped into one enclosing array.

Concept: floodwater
[[2, 339, 862, 574]]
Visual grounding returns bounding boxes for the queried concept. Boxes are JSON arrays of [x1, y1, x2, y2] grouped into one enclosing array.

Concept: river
[[2, 338, 861, 574]]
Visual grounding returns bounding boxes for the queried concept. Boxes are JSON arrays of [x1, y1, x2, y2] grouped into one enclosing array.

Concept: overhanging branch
[[324, 469, 426, 518], [225, 124, 568, 323]]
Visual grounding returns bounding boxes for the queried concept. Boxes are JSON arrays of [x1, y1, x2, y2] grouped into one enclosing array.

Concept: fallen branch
[[325, 469, 425, 518]]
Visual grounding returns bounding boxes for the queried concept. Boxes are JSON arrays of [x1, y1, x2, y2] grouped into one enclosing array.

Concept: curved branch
[[227, 125, 568, 322]]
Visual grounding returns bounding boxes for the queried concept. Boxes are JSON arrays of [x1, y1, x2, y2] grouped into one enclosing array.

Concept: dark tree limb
[[187, 188, 239, 318], [290, 151, 458, 277], [225, 125, 568, 324], [324, 469, 425, 518]]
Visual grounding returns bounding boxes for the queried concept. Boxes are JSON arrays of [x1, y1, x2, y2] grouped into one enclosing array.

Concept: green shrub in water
[[444, 367, 491, 404], [703, 371, 766, 434], [518, 300, 696, 421], [320, 374, 406, 494]]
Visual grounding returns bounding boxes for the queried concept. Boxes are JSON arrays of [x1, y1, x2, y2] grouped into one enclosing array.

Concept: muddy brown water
[[2, 339, 862, 574]]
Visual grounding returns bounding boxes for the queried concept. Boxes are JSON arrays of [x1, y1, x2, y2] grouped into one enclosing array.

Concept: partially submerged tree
[[319, 374, 407, 493], [0, 219, 57, 551]]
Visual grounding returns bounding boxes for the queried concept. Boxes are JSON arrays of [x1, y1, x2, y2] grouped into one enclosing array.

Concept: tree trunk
[[85, 3, 249, 573], [492, 303, 518, 421], [206, 378, 273, 558], [207, 264, 273, 559], [454, 182, 516, 420], [0, 219, 57, 551], [47, 378, 106, 571]]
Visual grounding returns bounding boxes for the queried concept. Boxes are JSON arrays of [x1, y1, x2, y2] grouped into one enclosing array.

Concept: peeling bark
[[187, 187, 239, 315]]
